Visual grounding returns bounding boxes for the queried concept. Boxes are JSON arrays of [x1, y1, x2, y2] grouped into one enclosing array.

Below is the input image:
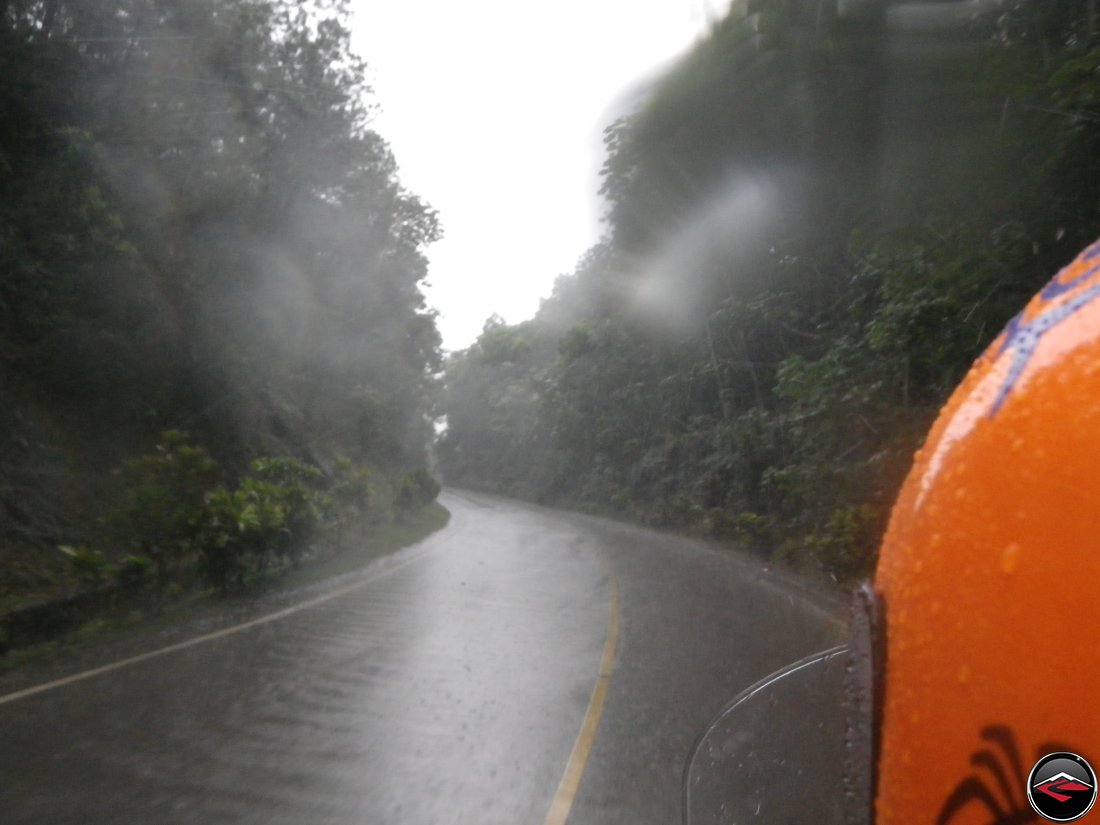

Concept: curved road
[[0, 490, 844, 825]]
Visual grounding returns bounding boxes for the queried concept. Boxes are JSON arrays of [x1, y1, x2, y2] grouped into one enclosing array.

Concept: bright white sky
[[348, 0, 722, 351]]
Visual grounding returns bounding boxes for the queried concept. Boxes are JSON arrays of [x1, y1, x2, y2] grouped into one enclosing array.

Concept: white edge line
[[0, 550, 430, 706]]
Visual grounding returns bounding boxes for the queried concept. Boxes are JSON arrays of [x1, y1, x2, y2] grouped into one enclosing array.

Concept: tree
[[440, 0, 1100, 581], [0, 0, 443, 594]]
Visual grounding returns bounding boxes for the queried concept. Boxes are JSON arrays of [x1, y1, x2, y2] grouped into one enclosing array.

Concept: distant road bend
[[0, 489, 843, 825]]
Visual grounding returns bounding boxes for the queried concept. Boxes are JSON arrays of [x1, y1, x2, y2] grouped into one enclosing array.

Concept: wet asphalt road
[[0, 490, 844, 825]]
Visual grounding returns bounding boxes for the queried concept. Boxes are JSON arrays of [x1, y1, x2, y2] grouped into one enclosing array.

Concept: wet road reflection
[[0, 490, 842, 824]]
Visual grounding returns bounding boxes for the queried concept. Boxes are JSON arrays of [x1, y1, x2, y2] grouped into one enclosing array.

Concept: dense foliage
[[0, 0, 441, 600], [440, 1, 1100, 581], [103, 431, 413, 594]]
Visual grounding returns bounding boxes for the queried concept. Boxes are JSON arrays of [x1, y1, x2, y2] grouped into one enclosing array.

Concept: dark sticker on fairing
[[937, 726, 1078, 825]]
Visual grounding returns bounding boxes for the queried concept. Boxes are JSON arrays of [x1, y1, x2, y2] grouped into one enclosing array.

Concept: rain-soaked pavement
[[0, 489, 844, 825]]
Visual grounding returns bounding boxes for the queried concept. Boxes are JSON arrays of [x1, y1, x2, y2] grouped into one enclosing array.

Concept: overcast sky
[[347, 0, 721, 351]]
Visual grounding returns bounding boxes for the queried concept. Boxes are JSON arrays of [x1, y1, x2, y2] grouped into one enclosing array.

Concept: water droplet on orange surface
[[957, 664, 971, 684], [1000, 542, 1021, 575]]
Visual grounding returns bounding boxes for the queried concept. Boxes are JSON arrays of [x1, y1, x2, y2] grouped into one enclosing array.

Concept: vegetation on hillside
[[439, 1, 1100, 581], [0, 0, 442, 623]]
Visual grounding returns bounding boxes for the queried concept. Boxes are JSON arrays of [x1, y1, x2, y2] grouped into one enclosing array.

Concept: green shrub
[[324, 457, 372, 537], [248, 456, 323, 488], [194, 458, 335, 593], [195, 483, 284, 593], [105, 434, 403, 595], [58, 544, 112, 585], [112, 430, 221, 583], [806, 505, 880, 582], [396, 468, 440, 515], [732, 511, 776, 556], [247, 457, 329, 562]]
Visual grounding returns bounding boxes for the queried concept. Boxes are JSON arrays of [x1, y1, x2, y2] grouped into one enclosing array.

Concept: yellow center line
[[543, 567, 621, 825], [0, 551, 431, 707]]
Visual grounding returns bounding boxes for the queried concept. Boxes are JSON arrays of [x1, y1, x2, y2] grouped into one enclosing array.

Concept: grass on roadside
[[273, 501, 450, 590], [0, 502, 450, 676]]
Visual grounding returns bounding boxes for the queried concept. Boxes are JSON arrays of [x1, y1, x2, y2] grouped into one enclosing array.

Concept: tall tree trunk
[[705, 319, 732, 422]]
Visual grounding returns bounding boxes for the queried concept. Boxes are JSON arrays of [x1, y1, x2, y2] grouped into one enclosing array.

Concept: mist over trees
[[1, 0, 441, 602], [439, 0, 1100, 580]]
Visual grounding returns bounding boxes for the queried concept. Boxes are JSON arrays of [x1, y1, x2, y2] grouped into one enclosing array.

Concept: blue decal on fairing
[[989, 275, 1100, 417]]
